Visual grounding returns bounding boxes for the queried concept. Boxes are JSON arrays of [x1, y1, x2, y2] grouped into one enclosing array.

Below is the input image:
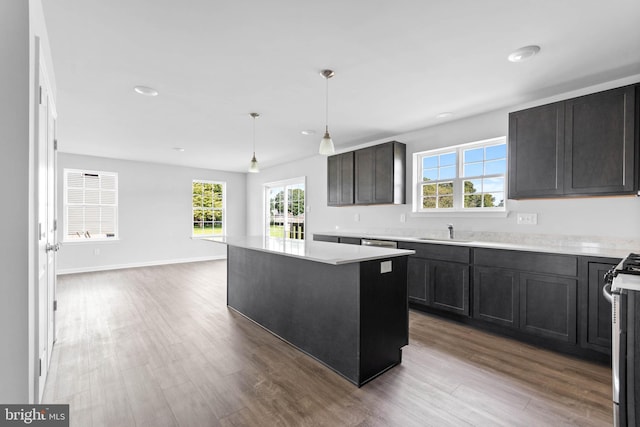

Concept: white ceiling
[[41, 0, 640, 173]]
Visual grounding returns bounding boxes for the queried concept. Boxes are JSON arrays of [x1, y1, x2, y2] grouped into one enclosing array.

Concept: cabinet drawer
[[397, 242, 470, 263], [474, 248, 577, 277], [313, 234, 339, 243]]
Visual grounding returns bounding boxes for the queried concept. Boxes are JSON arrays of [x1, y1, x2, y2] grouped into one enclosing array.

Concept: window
[[414, 137, 507, 212], [265, 178, 305, 240], [192, 180, 225, 236], [64, 169, 118, 241]]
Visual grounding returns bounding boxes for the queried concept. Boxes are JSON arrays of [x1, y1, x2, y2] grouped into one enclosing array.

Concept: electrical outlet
[[93, 248, 100, 256], [516, 213, 538, 225], [400, 213, 406, 223], [354, 213, 360, 222]]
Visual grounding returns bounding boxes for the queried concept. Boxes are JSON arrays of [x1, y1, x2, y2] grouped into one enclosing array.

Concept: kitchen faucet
[[447, 224, 454, 239]]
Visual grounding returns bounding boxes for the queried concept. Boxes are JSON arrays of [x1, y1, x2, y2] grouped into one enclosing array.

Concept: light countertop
[[315, 231, 636, 259], [205, 236, 415, 265]]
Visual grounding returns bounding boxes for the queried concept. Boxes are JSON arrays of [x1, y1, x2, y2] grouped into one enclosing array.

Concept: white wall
[[0, 0, 30, 404], [57, 154, 246, 273], [0, 0, 58, 403], [248, 75, 640, 246]]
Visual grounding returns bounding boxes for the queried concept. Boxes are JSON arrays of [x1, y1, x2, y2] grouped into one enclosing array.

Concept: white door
[[36, 44, 58, 402]]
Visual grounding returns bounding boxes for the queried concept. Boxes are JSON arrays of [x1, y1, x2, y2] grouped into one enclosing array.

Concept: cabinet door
[[407, 257, 428, 304], [508, 102, 565, 198], [584, 262, 616, 353], [564, 85, 636, 195], [473, 267, 519, 328], [428, 261, 469, 316], [327, 152, 354, 206], [355, 143, 396, 204], [520, 273, 577, 343]]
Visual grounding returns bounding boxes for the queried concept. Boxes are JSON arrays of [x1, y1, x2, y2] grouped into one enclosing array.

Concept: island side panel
[[227, 245, 361, 384], [359, 256, 409, 384]]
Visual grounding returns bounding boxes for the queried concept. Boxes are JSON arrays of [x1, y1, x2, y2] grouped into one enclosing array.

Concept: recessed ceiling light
[[301, 130, 316, 136], [134, 86, 159, 96], [436, 112, 454, 119], [508, 45, 541, 63], [172, 147, 185, 152]]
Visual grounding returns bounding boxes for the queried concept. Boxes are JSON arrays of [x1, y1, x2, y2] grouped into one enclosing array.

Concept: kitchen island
[[207, 236, 414, 386]]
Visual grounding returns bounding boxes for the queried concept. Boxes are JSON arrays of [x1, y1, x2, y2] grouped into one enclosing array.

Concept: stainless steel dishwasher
[[361, 239, 398, 249]]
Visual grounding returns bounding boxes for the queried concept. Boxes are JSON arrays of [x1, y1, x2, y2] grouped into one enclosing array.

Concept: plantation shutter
[[64, 169, 118, 240]]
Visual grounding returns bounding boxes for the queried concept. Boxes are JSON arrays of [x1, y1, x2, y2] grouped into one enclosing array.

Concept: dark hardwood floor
[[44, 260, 613, 426]]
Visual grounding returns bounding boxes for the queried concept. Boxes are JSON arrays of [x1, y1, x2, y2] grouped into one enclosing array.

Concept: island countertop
[[205, 236, 414, 265]]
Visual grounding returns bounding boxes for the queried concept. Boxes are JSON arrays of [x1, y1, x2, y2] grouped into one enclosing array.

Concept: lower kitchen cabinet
[[400, 242, 470, 316], [519, 273, 577, 343], [580, 258, 620, 354], [473, 267, 519, 328], [473, 248, 578, 344]]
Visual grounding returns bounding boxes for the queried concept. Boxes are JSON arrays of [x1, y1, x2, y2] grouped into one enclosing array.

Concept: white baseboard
[[56, 255, 227, 275]]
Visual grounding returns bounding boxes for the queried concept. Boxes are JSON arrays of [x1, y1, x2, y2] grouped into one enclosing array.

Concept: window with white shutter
[[64, 169, 118, 241]]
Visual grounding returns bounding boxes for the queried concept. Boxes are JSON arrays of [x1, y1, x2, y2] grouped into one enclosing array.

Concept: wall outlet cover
[[516, 213, 538, 225], [380, 260, 392, 274]]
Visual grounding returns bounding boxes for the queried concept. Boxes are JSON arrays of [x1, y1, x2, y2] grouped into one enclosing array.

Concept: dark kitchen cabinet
[[580, 258, 619, 354], [564, 86, 636, 195], [519, 272, 577, 343], [399, 242, 470, 316], [313, 234, 339, 243], [474, 266, 519, 328], [327, 151, 354, 206], [339, 236, 361, 245], [508, 102, 565, 198], [509, 83, 638, 199], [473, 248, 578, 344], [354, 141, 406, 205]]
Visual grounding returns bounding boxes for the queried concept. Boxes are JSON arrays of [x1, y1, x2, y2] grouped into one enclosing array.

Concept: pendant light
[[248, 112, 260, 173], [319, 69, 335, 155]]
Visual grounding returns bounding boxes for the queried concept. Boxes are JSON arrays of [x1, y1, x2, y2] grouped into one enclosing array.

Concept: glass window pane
[[422, 156, 438, 169], [213, 222, 223, 234], [485, 159, 506, 175], [423, 184, 436, 196], [423, 197, 436, 209], [486, 144, 507, 160], [464, 148, 483, 163], [439, 152, 456, 166], [423, 169, 438, 181], [463, 163, 483, 177], [438, 196, 454, 208], [480, 192, 504, 207], [193, 222, 203, 235], [439, 166, 456, 180], [483, 177, 505, 192], [464, 194, 483, 208], [438, 182, 453, 195], [464, 179, 482, 194], [193, 208, 203, 221]]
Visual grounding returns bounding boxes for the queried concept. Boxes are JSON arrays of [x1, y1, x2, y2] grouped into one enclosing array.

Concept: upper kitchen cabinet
[[327, 141, 406, 206], [509, 83, 638, 199], [354, 141, 406, 205], [327, 151, 354, 206], [509, 102, 565, 198], [564, 86, 636, 195]]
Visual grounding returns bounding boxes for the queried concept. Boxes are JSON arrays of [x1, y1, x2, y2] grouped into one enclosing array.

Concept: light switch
[[380, 260, 392, 274]]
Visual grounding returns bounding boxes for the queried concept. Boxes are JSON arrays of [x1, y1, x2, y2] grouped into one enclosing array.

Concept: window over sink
[[413, 136, 507, 213]]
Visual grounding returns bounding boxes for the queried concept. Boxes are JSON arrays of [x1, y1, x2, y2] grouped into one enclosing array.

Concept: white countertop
[[205, 236, 415, 265], [315, 231, 636, 259]]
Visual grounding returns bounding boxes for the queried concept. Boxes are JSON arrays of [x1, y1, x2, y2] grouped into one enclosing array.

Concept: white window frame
[[264, 176, 306, 241], [192, 179, 226, 238], [63, 168, 119, 242], [412, 136, 508, 215]]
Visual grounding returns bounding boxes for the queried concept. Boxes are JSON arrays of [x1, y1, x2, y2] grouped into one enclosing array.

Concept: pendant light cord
[[252, 115, 256, 155], [325, 76, 329, 133]]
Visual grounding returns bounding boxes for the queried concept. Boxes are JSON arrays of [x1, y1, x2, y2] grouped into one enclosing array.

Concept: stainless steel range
[[604, 253, 640, 426]]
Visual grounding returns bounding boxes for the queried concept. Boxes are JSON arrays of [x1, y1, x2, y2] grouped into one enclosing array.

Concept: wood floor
[[44, 260, 613, 426]]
